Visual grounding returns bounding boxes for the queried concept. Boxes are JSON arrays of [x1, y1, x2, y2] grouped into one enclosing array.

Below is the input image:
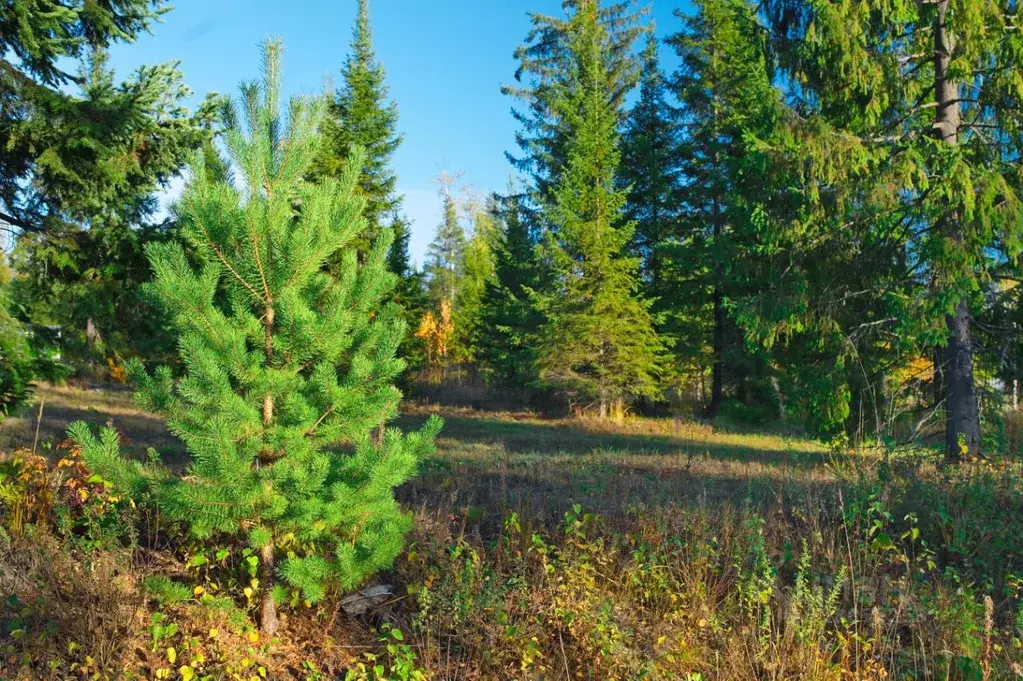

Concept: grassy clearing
[[0, 382, 183, 463], [3, 387, 1023, 679], [7, 384, 834, 525], [398, 403, 835, 530]]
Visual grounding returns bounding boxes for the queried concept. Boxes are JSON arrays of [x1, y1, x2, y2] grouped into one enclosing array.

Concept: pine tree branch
[[304, 405, 336, 438], [192, 215, 264, 304]]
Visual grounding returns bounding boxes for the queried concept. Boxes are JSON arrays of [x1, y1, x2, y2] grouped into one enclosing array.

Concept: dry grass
[[4, 388, 1021, 679], [5, 386, 838, 526], [398, 401, 838, 531], [1, 382, 183, 463]]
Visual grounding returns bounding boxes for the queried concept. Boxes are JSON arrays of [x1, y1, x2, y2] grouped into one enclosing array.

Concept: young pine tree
[[70, 41, 441, 634], [534, 0, 664, 417]]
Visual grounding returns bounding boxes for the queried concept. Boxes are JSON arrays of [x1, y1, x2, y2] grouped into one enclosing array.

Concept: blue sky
[[108, 0, 688, 264]]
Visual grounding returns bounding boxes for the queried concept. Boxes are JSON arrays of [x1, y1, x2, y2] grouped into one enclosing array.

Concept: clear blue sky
[[108, 1, 689, 265]]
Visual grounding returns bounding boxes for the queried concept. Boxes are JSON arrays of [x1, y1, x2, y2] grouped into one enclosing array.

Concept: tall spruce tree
[[315, 0, 403, 257], [533, 0, 664, 416], [759, 0, 1023, 458], [71, 41, 441, 633], [1, 8, 219, 365], [0, 0, 191, 236], [668, 0, 772, 418]]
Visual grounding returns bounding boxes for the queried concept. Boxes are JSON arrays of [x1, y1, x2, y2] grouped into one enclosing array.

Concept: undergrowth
[[1, 409, 1023, 679]]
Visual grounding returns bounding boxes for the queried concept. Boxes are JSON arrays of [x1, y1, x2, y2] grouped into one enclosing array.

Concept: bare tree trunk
[[260, 543, 279, 634], [944, 299, 981, 461], [259, 305, 279, 633], [935, 0, 981, 462], [86, 316, 99, 349]]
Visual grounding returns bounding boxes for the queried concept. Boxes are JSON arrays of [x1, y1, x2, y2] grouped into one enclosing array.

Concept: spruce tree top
[[316, 0, 403, 247]]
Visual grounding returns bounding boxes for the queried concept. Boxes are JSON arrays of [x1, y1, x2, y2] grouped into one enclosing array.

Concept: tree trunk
[[707, 93, 725, 419], [85, 316, 99, 349], [944, 299, 981, 461], [259, 303, 280, 632], [260, 542, 279, 634], [708, 278, 724, 418], [934, 0, 980, 462]]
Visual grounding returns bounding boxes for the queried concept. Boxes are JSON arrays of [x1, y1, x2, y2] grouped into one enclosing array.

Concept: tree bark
[[707, 91, 725, 419], [708, 275, 724, 418], [260, 542, 279, 634], [259, 303, 279, 631], [934, 0, 981, 462], [944, 298, 981, 461]]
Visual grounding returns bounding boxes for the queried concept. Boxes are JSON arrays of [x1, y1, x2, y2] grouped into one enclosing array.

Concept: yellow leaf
[[179, 665, 195, 681], [193, 585, 204, 596], [208, 628, 219, 638], [167, 647, 177, 664]]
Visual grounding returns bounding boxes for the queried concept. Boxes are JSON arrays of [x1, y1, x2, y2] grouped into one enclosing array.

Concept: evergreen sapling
[[70, 40, 441, 634]]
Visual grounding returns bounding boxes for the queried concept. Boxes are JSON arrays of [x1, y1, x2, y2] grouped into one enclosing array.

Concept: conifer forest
[[3, 0, 1023, 678]]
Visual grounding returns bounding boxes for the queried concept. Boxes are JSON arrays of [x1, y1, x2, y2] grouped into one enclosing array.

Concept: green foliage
[[314, 0, 404, 258], [530, 0, 665, 413], [0, 285, 34, 419], [71, 40, 440, 614], [478, 193, 544, 387], [6, 42, 221, 369], [424, 190, 466, 308], [452, 197, 498, 364], [744, 0, 1023, 449], [503, 0, 647, 208], [620, 33, 681, 299], [0, 0, 221, 372]]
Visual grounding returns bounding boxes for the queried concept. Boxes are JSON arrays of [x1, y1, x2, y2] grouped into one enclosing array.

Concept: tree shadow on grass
[[396, 412, 831, 468], [1, 390, 186, 466], [400, 460, 845, 538]]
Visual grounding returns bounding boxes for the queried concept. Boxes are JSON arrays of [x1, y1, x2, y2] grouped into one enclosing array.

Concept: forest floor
[[2, 383, 1022, 680]]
